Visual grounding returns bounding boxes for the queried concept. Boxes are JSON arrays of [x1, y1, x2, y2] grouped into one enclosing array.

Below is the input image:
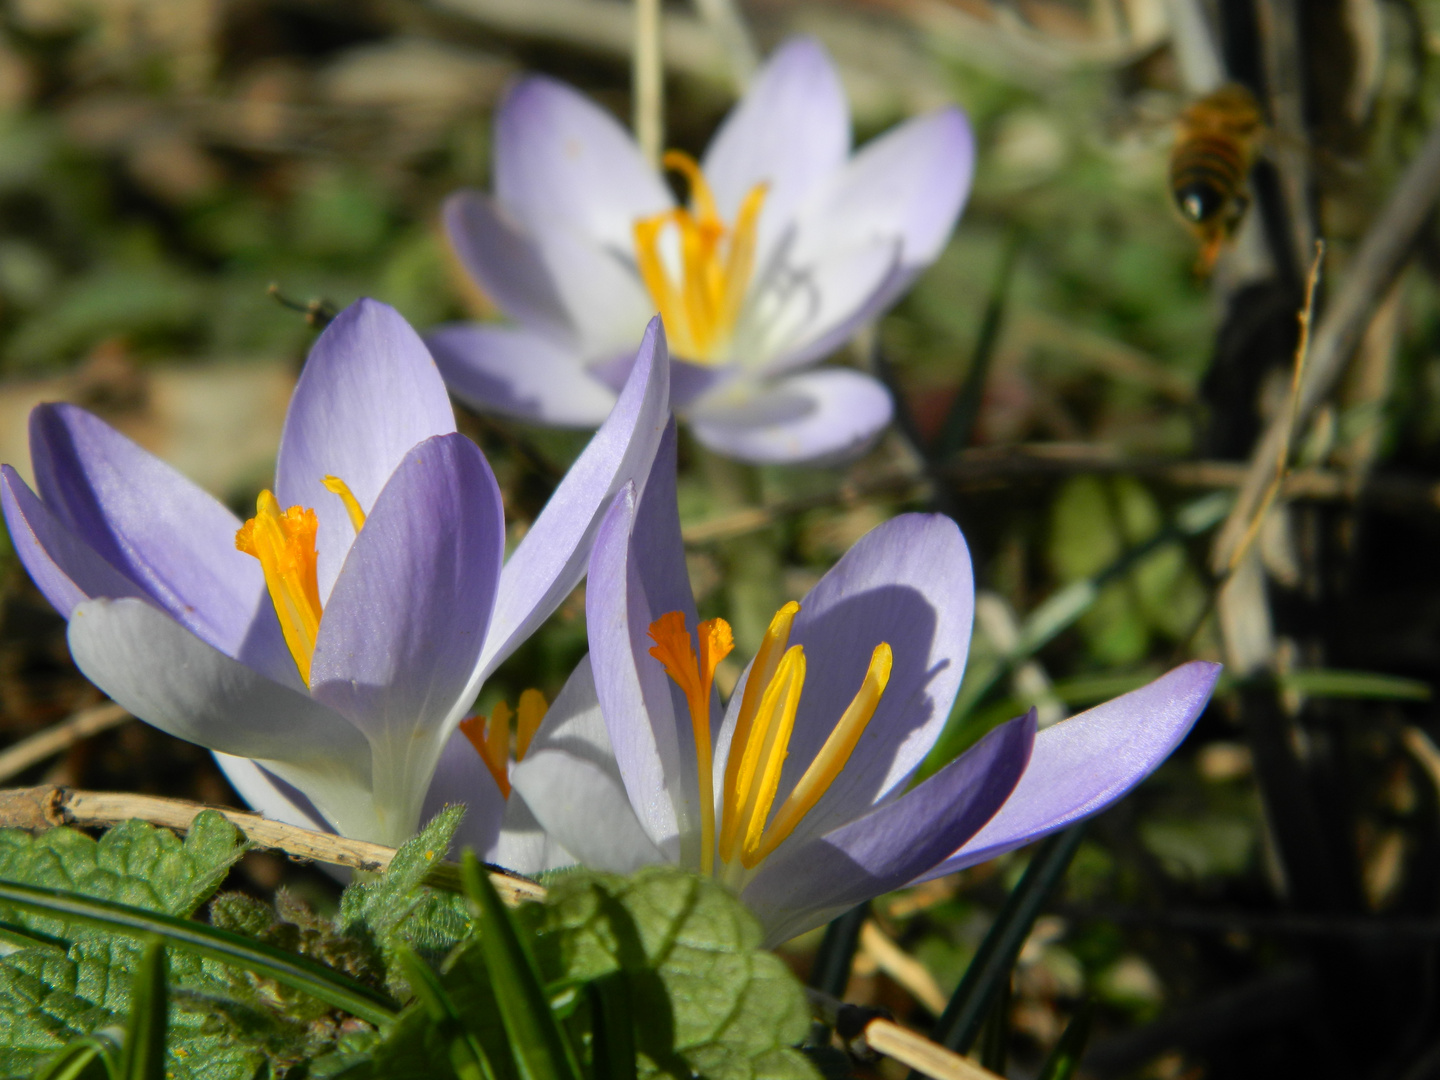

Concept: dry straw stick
[[633, 0, 664, 167], [0, 703, 130, 784], [0, 785, 545, 906]]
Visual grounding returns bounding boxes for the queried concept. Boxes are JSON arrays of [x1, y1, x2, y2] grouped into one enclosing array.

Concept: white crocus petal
[[68, 598, 380, 840], [511, 655, 667, 873], [213, 754, 333, 833]]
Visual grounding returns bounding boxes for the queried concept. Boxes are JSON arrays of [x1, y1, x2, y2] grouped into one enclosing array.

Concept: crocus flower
[[511, 424, 1220, 942], [0, 300, 670, 866], [427, 37, 973, 465]]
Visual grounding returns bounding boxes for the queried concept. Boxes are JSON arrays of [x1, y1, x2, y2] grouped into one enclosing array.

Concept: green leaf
[[119, 940, 166, 1080], [585, 973, 637, 1080], [32, 1030, 121, 1080], [340, 805, 472, 982], [1278, 669, 1431, 701], [517, 866, 818, 1080], [461, 852, 583, 1080], [0, 879, 398, 1026], [1035, 1003, 1092, 1080], [394, 945, 494, 1080], [0, 816, 262, 1078], [0, 811, 247, 925]]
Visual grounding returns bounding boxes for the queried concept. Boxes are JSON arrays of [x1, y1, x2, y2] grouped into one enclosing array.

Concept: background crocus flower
[[0, 300, 670, 865], [511, 424, 1220, 943], [428, 37, 974, 465]]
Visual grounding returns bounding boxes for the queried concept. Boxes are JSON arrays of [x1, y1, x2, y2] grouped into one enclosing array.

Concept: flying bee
[[1169, 84, 1265, 274]]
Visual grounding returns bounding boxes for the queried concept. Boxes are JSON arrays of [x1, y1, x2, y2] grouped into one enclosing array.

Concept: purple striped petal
[[494, 75, 671, 253], [309, 433, 504, 839], [66, 597, 377, 839], [443, 190, 575, 341], [474, 317, 670, 683], [1, 465, 147, 616], [702, 37, 850, 272], [26, 404, 296, 687], [918, 662, 1223, 880], [743, 711, 1035, 945], [748, 513, 974, 851], [275, 298, 456, 602], [427, 322, 617, 427], [584, 484, 689, 860], [688, 369, 892, 465]]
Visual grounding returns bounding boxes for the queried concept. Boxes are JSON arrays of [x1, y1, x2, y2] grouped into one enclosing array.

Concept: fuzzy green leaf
[[518, 867, 818, 1080]]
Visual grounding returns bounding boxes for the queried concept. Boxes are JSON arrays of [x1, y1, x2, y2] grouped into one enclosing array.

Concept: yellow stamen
[[750, 643, 892, 865], [516, 689, 547, 760], [733, 645, 807, 870], [652, 600, 894, 882], [235, 491, 322, 685], [631, 150, 768, 364], [322, 476, 366, 533], [647, 611, 734, 874], [719, 602, 800, 863]]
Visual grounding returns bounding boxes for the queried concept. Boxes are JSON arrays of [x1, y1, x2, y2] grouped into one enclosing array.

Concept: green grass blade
[[395, 944, 495, 1080], [585, 972, 636, 1080], [34, 1032, 123, 1080], [460, 851, 583, 1080], [119, 939, 167, 1080], [0, 879, 397, 1026], [1036, 1002, 1093, 1080], [923, 826, 1086, 1063]]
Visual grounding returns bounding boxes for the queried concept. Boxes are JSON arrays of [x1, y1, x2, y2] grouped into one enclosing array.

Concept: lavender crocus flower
[[427, 37, 973, 465], [511, 424, 1220, 942], [0, 300, 670, 866]]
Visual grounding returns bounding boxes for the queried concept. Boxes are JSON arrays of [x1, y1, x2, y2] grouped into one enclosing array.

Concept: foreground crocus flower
[[0, 300, 670, 864], [511, 424, 1220, 942], [428, 37, 974, 465]]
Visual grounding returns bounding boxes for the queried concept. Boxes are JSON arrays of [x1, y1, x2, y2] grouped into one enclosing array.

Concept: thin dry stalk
[[0, 785, 545, 906], [1225, 242, 1324, 574], [634, 0, 664, 166], [859, 919, 948, 1015], [0, 704, 130, 784]]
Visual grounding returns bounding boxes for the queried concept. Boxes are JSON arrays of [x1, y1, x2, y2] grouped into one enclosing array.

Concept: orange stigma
[[633, 151, 767, 364], [460, 689, 549, 799]]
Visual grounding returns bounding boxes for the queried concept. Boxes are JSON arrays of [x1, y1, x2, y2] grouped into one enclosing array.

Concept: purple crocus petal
[[509, 213, 656, 361], [494, 75, 672, 253], [513, 652, 669, 874], [754, 513, 973, 851], [743, 239, 898, 375], [701, 37, 850, 270], [583, 486, 690, 858], [1, 465, 147, 616], [743, 711, 1035, 945], [917, 662, 1223, 881], [26, 404, 296, 688], [421, 728, 508, 862], [427, 322, 618, 428], [474, 317, 670, 684], [791, 106, 975, 274], [213, 753, 334, 833], [443, 191, 574, 341], [688, 369, 893, 465], [66, 597, 377, 839], [275, 298, 456, 602], [309, 433, 504, 838]]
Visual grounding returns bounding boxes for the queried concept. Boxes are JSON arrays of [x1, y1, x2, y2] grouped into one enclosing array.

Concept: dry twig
[[807, 988, 1003, 1080], [859, 919, 948, 1015], [0, 704, 130, 784], [1213, 115, 1440, 572], [0, 785, 545, 906]]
